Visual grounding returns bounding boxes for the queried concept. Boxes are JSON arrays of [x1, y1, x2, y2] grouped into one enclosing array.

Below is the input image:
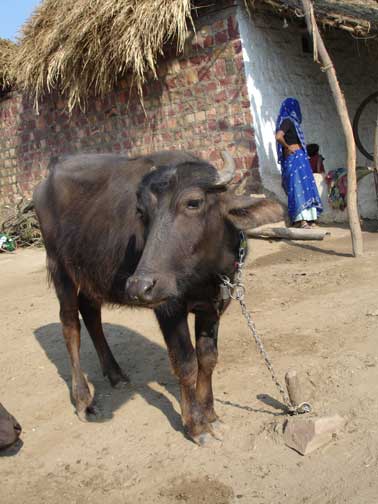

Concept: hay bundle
[[0, 38, 17, 92], [16, 0, 192, 111], [1, 200, 43, 247]]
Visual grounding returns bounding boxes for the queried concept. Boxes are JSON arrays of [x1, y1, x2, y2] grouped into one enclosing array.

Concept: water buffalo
[[0, 403, 21, 450], [33, 150, 284, 444]]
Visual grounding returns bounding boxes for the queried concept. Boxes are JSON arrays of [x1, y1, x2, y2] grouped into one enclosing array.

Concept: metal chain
[[219, 232, 311, 415]]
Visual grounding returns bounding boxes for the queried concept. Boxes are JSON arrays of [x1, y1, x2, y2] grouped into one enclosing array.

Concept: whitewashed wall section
[[237, 6, 378, 220]]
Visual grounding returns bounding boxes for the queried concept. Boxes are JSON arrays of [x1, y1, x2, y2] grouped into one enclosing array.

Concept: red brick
[[118, 92, 127, 104], [227, 16, 239, 39], [215, 30, 228, 44], [198, 67, 212, 81], [206, 82, 218, 93], [233, 40, 242, 54], [214, 60, 226, 79], [165, 77, 177, 89], [208, 119, 217, 131], [189, 54, 209, 66], [204, 35, 214, 48], [215, 90, 227, 103], [218, 119, 229, 130], [213, 20, 226, 31], [235, 54, 245, 72]]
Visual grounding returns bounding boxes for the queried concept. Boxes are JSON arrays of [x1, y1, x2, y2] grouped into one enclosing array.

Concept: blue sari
[[276, 98, 323, 222]]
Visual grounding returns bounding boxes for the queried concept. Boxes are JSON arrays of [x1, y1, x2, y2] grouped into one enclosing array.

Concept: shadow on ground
[[34, 322, 182, 431]]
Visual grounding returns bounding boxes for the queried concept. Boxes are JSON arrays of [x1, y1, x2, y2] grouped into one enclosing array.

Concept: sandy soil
[[1, 225, 378, 504]]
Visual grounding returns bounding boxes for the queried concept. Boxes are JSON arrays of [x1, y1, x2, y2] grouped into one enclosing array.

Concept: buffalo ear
[[222, 194, 286, 230]]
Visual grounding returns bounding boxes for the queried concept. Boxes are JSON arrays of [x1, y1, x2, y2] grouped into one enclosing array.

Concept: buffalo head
[[125, 152, 284, 306]]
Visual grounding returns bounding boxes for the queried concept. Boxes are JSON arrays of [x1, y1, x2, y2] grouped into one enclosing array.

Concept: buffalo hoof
[[192, 430, 222, 447], [108, 368, 130, 389], [76, 402, 102, 422], [209, 419, 228, 440], [74, 379, 102, 422], [188, 419, 224, 446], [0, 404, 22, 451]]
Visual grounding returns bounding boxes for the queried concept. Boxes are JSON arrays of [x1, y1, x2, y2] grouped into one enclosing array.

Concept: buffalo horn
[[213, 151, 236, 187]]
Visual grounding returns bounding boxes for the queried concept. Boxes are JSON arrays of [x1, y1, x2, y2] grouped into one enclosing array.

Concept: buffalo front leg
[[195, 312, 219, 424], [78, 293, 129, 388], [155, 308, 215, 444], [52, 268, 95, 420]]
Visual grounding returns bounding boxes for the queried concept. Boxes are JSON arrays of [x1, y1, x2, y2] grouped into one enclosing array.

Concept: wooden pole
[[284, 370, 303, 409], [246, 227, 330, 241], [300, 0, 363, 257]]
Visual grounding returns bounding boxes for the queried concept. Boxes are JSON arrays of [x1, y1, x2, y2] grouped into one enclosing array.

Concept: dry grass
[[1, 200, 43, 248], [15, 0, 192, 111], [12, 0, 378, 108], [0, 38, 17, 92], [248, 0, 378, 34]]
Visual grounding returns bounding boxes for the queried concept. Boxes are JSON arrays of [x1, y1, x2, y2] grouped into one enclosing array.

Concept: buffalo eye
[[186, 199, 204, 210]]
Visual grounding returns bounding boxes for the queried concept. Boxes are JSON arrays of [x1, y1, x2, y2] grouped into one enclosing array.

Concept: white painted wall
[[237, 6, 378, 220]]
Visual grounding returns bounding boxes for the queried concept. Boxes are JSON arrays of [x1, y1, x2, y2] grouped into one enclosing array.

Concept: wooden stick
[[285, 370, 303, 408], [246, 227, 330, 241], [300, 0, 363, 257]]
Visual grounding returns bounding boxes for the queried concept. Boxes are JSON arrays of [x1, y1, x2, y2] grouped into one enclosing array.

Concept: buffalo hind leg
[[155, 308, 218, 445], [195, 312, 219, 423], [52, 267, 95, 420], [78, 293, 129, 388]]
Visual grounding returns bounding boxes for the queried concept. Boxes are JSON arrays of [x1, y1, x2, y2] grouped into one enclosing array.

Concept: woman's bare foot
[[292, 220, 311, 229]]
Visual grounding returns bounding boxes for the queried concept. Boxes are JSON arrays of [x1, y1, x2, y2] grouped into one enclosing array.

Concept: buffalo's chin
[[124, 295, 169, 309], [138, 299, 168, 309]]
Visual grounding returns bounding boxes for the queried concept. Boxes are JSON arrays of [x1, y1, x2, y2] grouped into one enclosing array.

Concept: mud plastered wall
[[238, 7, 378, 219]]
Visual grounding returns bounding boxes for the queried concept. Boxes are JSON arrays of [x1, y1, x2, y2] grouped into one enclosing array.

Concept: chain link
[[220, 232, 311, 416]]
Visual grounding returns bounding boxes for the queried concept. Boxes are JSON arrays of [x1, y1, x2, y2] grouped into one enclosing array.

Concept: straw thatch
[[0, 38, 17, 92], [14, 0, 378, 110], [15, 0, 192, 111], [253, 0, 378, 35]]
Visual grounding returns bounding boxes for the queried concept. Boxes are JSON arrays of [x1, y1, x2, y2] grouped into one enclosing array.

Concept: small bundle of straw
[[1, 200, 43, 248]]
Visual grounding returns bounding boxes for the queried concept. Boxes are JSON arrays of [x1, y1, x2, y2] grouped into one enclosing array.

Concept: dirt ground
[[1, 224, 378, 504]]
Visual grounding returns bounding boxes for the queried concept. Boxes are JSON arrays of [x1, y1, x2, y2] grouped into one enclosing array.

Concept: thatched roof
[[254, 0, 378, 35], [15, 0, 192, 111], [13, 0, 378, 110], [0, 38, 17, 92]]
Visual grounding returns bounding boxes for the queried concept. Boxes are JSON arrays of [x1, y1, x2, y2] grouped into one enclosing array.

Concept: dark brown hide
[[33, 150, 283, 442], [0, 403, 21, 450]]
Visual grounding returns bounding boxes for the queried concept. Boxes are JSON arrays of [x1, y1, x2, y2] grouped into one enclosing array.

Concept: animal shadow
[[33, 322, 182, 430]]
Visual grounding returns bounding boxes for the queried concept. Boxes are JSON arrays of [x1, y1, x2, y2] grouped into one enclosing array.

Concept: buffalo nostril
[[126, 275, 157, 302], [142, 279, 156, 295]]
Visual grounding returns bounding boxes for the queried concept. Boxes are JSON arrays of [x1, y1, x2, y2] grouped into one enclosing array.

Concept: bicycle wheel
[[352, 91, 378, 161]]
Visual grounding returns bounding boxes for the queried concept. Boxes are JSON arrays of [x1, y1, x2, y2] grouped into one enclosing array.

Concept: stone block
[[283, 415, 346, 455]]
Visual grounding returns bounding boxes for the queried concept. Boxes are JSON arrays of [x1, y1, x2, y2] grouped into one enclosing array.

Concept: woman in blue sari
[[275, 98, 323, 228]]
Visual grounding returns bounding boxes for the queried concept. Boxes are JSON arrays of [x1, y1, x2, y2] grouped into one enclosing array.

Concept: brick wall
[[0, 7, 260, 207]]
